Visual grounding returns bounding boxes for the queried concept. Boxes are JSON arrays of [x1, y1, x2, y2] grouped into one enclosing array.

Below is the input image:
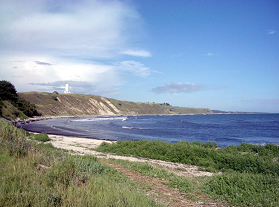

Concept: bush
[[0, 81, 17, 102], [0, 80, 40, 119], [33, 133, 51, 142]]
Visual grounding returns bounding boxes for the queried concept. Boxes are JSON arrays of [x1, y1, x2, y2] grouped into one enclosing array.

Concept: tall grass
[[0, 120, 161, 207]]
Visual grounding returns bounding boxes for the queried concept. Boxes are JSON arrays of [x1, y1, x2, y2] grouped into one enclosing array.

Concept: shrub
[[33, 133, 51, 142]]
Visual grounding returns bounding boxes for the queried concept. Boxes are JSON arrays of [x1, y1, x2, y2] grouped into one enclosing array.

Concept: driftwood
[[37, 164, 51, 171]]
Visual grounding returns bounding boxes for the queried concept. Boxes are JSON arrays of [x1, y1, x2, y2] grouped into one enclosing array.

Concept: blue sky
[[0, 0, 278, 112]]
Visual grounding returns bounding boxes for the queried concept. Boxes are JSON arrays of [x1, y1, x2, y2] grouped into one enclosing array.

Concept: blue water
[[21, 114, 279, 147]]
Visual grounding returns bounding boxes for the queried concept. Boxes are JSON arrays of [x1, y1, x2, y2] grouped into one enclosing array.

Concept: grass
[[0, 119, 162, 207], [97, 140, 279, 206]]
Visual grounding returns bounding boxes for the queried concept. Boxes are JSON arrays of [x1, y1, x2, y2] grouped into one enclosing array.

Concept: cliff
[[19, 92, 213, 116]]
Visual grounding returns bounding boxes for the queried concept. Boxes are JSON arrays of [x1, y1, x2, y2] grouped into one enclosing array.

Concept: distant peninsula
[[19, 92, 213, 117]]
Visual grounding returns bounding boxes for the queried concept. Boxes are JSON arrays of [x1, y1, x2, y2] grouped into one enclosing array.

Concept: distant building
[[64, 83, 71, 94]]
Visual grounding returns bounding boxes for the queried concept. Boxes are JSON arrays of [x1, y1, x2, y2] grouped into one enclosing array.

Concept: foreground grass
[[0, 120, 161, 207], [97, 140, 279, 206]]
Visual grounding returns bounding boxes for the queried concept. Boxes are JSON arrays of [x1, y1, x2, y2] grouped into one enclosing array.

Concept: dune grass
[[0, 119, 161, 207]]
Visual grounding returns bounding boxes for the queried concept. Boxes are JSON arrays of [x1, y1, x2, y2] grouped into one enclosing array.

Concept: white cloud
[[267, 30, 276, 35], [0, 0, 153, 95], [152, 82, 207, 94], [206, 52, 213, 56], [120, 50, 152, 57], [117, 60, 150, 77], [0, 0, 141, 58]]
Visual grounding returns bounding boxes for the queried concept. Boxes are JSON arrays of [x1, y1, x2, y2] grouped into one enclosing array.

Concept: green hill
[[19, 92, 213, 116]]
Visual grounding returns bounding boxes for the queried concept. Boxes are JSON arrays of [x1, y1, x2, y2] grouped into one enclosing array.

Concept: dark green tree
[[0, 80, 41, 118], [0, 81, 18, 102]]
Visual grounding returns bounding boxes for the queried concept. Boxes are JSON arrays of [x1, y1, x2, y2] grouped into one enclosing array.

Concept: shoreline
[[14, 112, 272, 125], [17, 114, 279, 148]]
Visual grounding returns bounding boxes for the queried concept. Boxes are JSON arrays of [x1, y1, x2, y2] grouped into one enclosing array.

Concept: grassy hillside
[[19, 92, 213, 116]]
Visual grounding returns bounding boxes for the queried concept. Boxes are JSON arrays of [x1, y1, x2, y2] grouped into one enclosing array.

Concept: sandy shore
[[48, 134, 216, 178]]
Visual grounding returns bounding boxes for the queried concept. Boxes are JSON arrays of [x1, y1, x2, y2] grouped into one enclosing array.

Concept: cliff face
[[19, 92, 213, 116]]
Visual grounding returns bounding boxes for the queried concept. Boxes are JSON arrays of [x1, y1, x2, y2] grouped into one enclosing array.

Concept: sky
[[0, 0, 278, 113]]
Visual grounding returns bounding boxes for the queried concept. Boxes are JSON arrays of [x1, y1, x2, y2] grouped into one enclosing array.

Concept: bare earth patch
[[102, 161, 224, 207]]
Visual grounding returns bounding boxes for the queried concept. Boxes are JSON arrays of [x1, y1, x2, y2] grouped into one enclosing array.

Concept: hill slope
[[19, 92, 213, 116]]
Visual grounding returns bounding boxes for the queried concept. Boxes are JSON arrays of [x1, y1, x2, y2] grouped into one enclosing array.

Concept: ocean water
[[20, 114, 279, 147]]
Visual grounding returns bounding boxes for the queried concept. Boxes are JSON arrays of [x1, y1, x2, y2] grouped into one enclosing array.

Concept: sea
[[20, 114, 279, 147]]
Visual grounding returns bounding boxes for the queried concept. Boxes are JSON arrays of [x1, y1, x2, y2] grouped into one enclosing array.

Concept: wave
[[122, 126, 134, 129], [72, 117, 128, 122]]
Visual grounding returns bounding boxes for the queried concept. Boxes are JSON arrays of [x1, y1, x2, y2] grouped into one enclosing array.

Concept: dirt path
[[102, 161, 224, 207]]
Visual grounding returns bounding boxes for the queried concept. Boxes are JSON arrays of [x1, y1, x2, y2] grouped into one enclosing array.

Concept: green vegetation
[[0, 81, 40, 119], [98, 140, 279, 206], [205, 172, 279, 206], [0, 119, 161, 207], [31, 133, 51, 142], [97, 140, 279, 175]]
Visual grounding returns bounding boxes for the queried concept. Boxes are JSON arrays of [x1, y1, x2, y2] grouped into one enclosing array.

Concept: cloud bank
[[0, 0, 140, 58], [0, 0, 151, 95], [152, 82, 207, 94]]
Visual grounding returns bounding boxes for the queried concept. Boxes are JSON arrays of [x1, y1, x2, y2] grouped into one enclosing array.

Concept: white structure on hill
[[64, 83, 71, 94]]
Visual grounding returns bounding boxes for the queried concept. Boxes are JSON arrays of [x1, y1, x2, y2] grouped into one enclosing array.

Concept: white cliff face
[[19, 92, 213, 116], [88, 98, 116, 115], [100, 97, 120, 114]]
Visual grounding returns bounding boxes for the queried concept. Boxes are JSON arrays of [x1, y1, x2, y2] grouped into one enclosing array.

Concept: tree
[[0, 81, 18, 101], [0, 80, 41, 118]]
